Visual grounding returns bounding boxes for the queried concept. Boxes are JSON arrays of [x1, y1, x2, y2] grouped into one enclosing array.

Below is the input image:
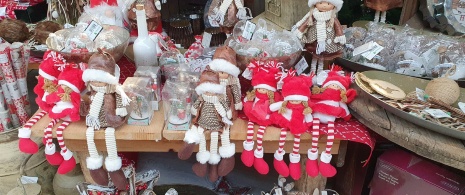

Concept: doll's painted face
[[289, 100, 302, 104], [315, 2, 335, 12], [256, 88, 269, 94], [218, 71, 229, 79], [89, 81, 107, 87], [327, 83, 342, 90]]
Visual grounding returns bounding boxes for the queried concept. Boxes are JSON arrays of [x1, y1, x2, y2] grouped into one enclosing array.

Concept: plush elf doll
[[208, 0, 251, 35], [44, 67, 85, 174], [18, 50, 65, 154], [241, 60, 283, 175], [292, 0, 346, 75], [269, 70, 314, 180], [209, 46, 242, 120], [82, 49, 131, 190], [178, 66, 234, 182], [82, 0, 124, 27], [309, 66, 356, 177]]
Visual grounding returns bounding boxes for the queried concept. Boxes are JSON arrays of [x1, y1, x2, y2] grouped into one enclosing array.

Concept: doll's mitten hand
[[342, 114, 352, 121], [334, 36, 346, 44], [222, 117, 233, 125]]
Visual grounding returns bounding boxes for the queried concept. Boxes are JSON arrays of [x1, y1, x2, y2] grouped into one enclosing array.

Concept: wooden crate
[[264, 0, 309, 30]]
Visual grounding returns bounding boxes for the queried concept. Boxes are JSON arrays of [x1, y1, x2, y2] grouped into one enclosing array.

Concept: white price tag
[[21, 176, 38, 184], [458, 102, 465, 113], [353, 41, 375, 56], [321, 191, 328, 195], [0, 7, 6, 17], [424, 109, 451, 119], [84, 20, 103, 41], [242, 21, 256, 40], [201, 32, 212, 48], [361, 42, 384, 60], [274, 188, 283, 195], [415, 88, 426, 101], [295, 57, 309, 75]]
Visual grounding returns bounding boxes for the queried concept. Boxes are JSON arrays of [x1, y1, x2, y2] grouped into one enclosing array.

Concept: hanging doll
[[241, 60, 283, 175], [18, 50, 65, 154], [269, 70, 314, 180], [82, 0, 124, 27], [82, 49, 131, 190], [364, 0, 403, 23], [208, 0, 251, 35], [177, 66, 234, 182], [44, 67, 86, 174], [292, 0, 346, 75], [309, 66, 356, 178], [209, 46, 242, 120], [127, 0, 162, 32]]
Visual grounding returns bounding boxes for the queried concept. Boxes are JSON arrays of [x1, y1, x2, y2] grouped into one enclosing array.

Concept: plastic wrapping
[[122, 77, 154, 125], [162, 80, 193, 130], [134, 66, 161, 110]]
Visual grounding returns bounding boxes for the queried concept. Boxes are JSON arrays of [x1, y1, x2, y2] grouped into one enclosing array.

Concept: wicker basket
[[0, 19, 29, 43], [33, 21, 63, 44], [236, 50, 302, 71]]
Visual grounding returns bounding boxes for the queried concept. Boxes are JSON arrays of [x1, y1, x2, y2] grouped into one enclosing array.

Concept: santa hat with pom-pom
[[209, 46, 240, 77], [252, 68, 280, 92], [307, 0, 344, 11], [281, 72, 313, 101]]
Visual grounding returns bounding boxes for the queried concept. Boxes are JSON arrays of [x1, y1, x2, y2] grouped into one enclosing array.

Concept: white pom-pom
[[52, 10, 59, 19], [155, 0, 161, 10]]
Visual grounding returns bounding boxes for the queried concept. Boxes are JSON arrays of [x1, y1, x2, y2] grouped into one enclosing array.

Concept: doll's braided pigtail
[[246, 89, 256, 101], [340, 90, 347, 103], [312, 86, 325, 94], [267, 90, 275, 104], [43, 79, 57, 93], [58, 86, 73, 102], [279, 101, 288, 114], [302, 101, 312, 115]]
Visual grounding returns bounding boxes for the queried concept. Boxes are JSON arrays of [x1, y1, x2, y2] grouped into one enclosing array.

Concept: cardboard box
[[263, 0, 308, 30], [370, 149, 465, 195]]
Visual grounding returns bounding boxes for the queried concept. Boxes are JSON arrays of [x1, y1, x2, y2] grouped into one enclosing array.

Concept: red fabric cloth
[[243, 91, 282, 126], [271, 103, 310, 135], [116, 56, 136, 84], [0, 0, 44, 19]]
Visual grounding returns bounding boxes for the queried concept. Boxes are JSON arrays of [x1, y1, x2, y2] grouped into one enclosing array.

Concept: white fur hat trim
[[308, 0, 344, 11], [209, 59, 240, 77]]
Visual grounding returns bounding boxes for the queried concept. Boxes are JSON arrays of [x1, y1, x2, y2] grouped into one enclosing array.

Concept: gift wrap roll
[[10, 42, 30, 116]]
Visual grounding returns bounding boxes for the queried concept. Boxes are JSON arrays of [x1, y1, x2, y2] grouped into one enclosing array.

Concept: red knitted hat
[[282, 75, 312, 101], [252, 68, 280, 92], [90, 0, 118, 7], [322, 71, 351, 91], [58, 67, 85, 93]]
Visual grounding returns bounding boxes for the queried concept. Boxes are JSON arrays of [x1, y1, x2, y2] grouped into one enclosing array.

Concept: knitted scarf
[[86, 85, 113, 130], [286, 103, 306, 134], [312, 9, 333, 54]]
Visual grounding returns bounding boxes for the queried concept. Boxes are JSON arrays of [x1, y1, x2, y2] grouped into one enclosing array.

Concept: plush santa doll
[[241, 60, 283, 175], [83, 0, 124, 27], [82, 49, 131, 190], [269, 70, 314, 180], [45, 67, 85, 174], [292, 0, 346, 75], [18, 50, 65, 154], [309, 66, 356, 178], [178, 66, 234, 182], [209, 46, 242, 120]]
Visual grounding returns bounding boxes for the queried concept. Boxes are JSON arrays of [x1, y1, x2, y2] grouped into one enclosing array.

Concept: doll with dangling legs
[[178, 66, 233, 182], [45, 67, 86, 174], [82, 49, 131, 190], [241, 60, 283, 175], [269, 70, 314, 180], [292, 0, 346, 75], [18, 51, 64, 157], [308, 66, 356, 178], [364, 0, 403, 23], [208, 0, 251, 35]]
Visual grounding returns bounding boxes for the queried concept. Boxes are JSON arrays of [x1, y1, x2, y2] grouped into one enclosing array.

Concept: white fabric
[[307, 0, 344, 11], [52, 101, 73, 114], [235, 102, 243, 110], [45, 143, 56, 155], [254, 148, 264, 158], [289, 153, 301, 163], [82, 69, 118, 85], [104, 156, 122, 172], [39, 69, 57, 81], [209, 59, 240, 77], [183, 125, 200, 144], [61, 149, 74, 160], [195, 82, 225, 95], [219, 143, 235, 158], [313, 10, 333, 54], [323, 80, 346, 90], [196, 151, 210, 164], [254, 84, 276, 92], [274, 150, 285, 161], [209, 153, 221, 165], [42, 91, 50, 102], [284, 95, 309, 101], [269, 101, 283, 112], [320, 152, 332, 163], [86, 155, 104, 170], [307, 149, 319, 160], [305, 113, 313, 122], [86, 90, 104, 130], [18, 127, 31, 138], [58, 80, 79, 93], [243, 141, 254, 151], [313, 111, 336, 124]]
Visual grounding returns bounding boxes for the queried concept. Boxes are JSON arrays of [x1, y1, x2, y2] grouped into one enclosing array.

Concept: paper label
[[295, 57, 309, 75], [353, 41, 375, 56], [274, 188, 283, 195], [201, 32, 212, 48], [189, 58, 211, 72], [458, 102, 465, 113], [322, 191, 328, 195], [151, 101, 159, 111], [21, 176, 38, 184], [424, 109, 451, 119], [0, 7, 5, 17], [242, 20, 256, 40], [361, 42, 384, 60], [415, 88, 426, 101], [84, 20, 103, 41]]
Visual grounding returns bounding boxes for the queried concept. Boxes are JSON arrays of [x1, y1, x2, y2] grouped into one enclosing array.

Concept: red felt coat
[[243, 91, 283, 126], [312, 88, 356, 118], [46, 87, 81, 122], [269, 102, 313, 135]]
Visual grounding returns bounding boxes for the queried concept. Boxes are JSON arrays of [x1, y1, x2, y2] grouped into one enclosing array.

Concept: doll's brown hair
[[43, 78, 57, 93], [278, 101, 313, 115], [312, 85, 347, 103], [246, 88, 275, 104], [58, 85, 73, 102]]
